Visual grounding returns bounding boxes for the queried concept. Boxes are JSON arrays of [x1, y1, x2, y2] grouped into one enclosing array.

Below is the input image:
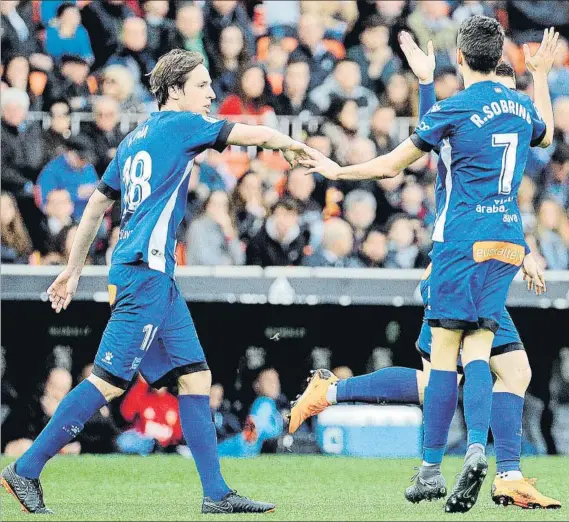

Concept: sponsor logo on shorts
[[473, 241, 524, 266], [102, 351, 114, 365], [131, 357, 142, 370], [108, 284, 117, 306]]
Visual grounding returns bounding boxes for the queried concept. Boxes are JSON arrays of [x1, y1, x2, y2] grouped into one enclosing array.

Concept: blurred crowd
[[2, 0, 569, 269]]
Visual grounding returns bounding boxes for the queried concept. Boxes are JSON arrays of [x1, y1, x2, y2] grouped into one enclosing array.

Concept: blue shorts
[[92, 263, 207, 390], [424, 241, 525, 333], [416, 272, 524, 372]]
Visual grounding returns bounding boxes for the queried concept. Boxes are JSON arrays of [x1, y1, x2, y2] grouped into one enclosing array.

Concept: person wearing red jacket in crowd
[[116, 375, 182, 455]]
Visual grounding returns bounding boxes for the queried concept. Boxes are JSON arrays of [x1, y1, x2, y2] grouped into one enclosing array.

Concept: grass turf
[[1, 455, 567, 521]]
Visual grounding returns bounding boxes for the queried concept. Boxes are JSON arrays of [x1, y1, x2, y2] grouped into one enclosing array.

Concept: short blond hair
[[149, 49, 204, 107]]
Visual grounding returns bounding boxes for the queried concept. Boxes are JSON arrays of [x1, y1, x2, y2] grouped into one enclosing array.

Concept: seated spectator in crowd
[[347, 15, 402, 95], [288, 13, 337, 90], [142, 0, 175, 62], [203, 0, 256, 76], [264, 0, 300, 38], [384, 214, 423, 269], [343, 189, 377, 253], [543, 143, 569, 210], [519, 176, 538, 234], [301, 0, 358, 41], [553, 97, 569, 146], [3, 55, 44, 112], [218, 368, 286, 458], [357, 228, 388, 268], [80, 0, 135, 70], [272, 58, 317, 116], [246, 197, 309, 267], [1, 191, 32, 264], [534, 199, 569, 269], [1, 0, 46, 63], [43, 186, 74, 242], [370, 105, 396, 154], [2, 368, 80, 457], [434, 66, 460, 101], [303, 217, 360, 268], [210, 383, 241, 444], [117, 375, 182, 456], [548, 37, 569, 102], [37, 135, 99, 221], [100, 64, 139, 112], [82, 96, 125, 176], [40, 0, 77, 24], [42, 223, 81, 265], [399, 181, 430, 222], [43, 99, 72, 163], [218, 64, 275, 122], [322, 99, 361, 165], [264, 39, 289, 96], [211, 25, 250, 102], [186, 190, 245, 266], [170, 3, 208, 68], [45, 3, 94, 65], [106, 17, 156, 104], [53, 54, 92, 111], [452, 0, 495, 24], [231, 172, 266, 244], [380, 72, 413, 117], [286, 167, 323, 249], [407, 0, 458, 69], [310, 59, 379, 135]]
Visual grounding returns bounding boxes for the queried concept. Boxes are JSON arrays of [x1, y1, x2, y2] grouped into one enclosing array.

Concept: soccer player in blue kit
[[1, 50, 314, 515], [300, 17, 559, 513]]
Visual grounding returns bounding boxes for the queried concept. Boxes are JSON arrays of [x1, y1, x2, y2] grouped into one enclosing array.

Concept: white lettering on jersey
[[470, 99, 532, 128]]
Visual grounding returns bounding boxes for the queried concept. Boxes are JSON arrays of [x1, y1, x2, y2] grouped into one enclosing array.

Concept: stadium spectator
[[203, 0, 256, 76], [99, 64, 138, 112], [322, 99, 361, 165], [272, 58, 316, 116], [40, 0, 77, 24], [451, 0, 496, 24], [303, 217, 359, 268], [0, 191, 32, 264], [0, 0, 44, 63], [210, 383, 241, 444], [347, 15, 402, 94], [534, 199, 569, 270], [211, 25, 249, 102], [384, 214, 422, 269], [263, 39, 289, 96], [434, 67, 460, 101], [45, 3, 94, 65], [357, 228, 388, 268], [42, 189, 74, 253], [543, 143, 569, 210], [264, 0, 301, 39], [1, 368, 79, 457], [301, 0, 357, 41], [43, 100, 72, 163], [218, 64, 275, 122], [106, 17, 156, 104], [81, 96, 125, 176], [548, 37, 569, 102], [288, 13, 337, 90], [310, 59, 379, 135], [380, 72, 413, 117], [286, 167, 323, 249], [343, 189, 377, 253], [186, 190, 245, 267], [232, 172, 266, 244], [553, 97, 569, 145], [142, 0, 175, 62], [36, 135, 98, 221], [169, 4, 208, 68], [80, 0, 135, 70], [117, 375, 182, 455], [519, 176, 538, 234], [370, 105, 396, 154], [53, 54, 92, 111], [246, 197, 309, 267], [42, 223, 81, 265], [2, 55, 45, 112], [400, 181, 430, 222]]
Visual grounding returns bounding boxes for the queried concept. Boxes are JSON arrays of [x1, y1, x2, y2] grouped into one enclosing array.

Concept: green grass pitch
[[1, 455, 567, 521]]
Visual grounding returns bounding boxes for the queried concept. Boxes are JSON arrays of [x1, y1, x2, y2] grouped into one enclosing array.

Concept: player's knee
[[87, 374, 125, 401], [178, 370, 212, 395], [508, 364, 532, 395]]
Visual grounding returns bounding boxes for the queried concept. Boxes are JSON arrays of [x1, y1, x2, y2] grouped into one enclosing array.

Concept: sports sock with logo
[[463, 360, 493, 449], [178, 394, 231, 501], [422, 369, 458, 464], [16, 380, 107, 479], [333, 367, 419, 404], [491, 391, 524, 474]]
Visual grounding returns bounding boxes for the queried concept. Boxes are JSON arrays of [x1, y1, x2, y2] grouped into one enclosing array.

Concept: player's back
[[415, 80, 546, 244], [100, 111, 231, 276]]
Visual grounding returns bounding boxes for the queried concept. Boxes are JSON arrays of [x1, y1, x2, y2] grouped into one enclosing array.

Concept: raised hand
[[523, 27, 560, 76], [47, 268, 80, 313], [398, 31, 435, 84]]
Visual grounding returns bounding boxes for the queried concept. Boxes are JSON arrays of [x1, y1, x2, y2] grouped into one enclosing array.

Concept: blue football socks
[[463, 360, 493, 449], [491, 392, 524, 472], [16, 379, 107, 479], [336, 367, 419, 404], [422, 369, 458, 464], [178, 394, 231, 501]]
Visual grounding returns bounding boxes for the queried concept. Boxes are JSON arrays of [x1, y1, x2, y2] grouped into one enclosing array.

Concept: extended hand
[[399, 31, 435, 84], [47, 268, 80, 313], [523, 27, 560, 76], [299, 149, 342, 180], [522, 253, 546, 295], [283, 141, 318, 169]]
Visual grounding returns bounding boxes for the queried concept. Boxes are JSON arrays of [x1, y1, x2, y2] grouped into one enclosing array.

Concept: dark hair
[[363, 14, 387, 30], [495, 62, 515, 80], [48, 99, 70, 114], [552, 142, 569, 164], [457, 15, 505, 73], [271, 197, 301, 215], [434, 66, 458, 81], [56, 2, 76, 18], [149, 49, 204, 108]]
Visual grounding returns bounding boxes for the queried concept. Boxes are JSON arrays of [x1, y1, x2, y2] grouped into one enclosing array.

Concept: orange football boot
[[492, 476, 561, 509], [288, 369, 338, 434]]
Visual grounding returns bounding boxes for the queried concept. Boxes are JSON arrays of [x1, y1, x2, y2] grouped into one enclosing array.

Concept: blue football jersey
[[411, 80, 546, 244], [98, 111, 234, 277]]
